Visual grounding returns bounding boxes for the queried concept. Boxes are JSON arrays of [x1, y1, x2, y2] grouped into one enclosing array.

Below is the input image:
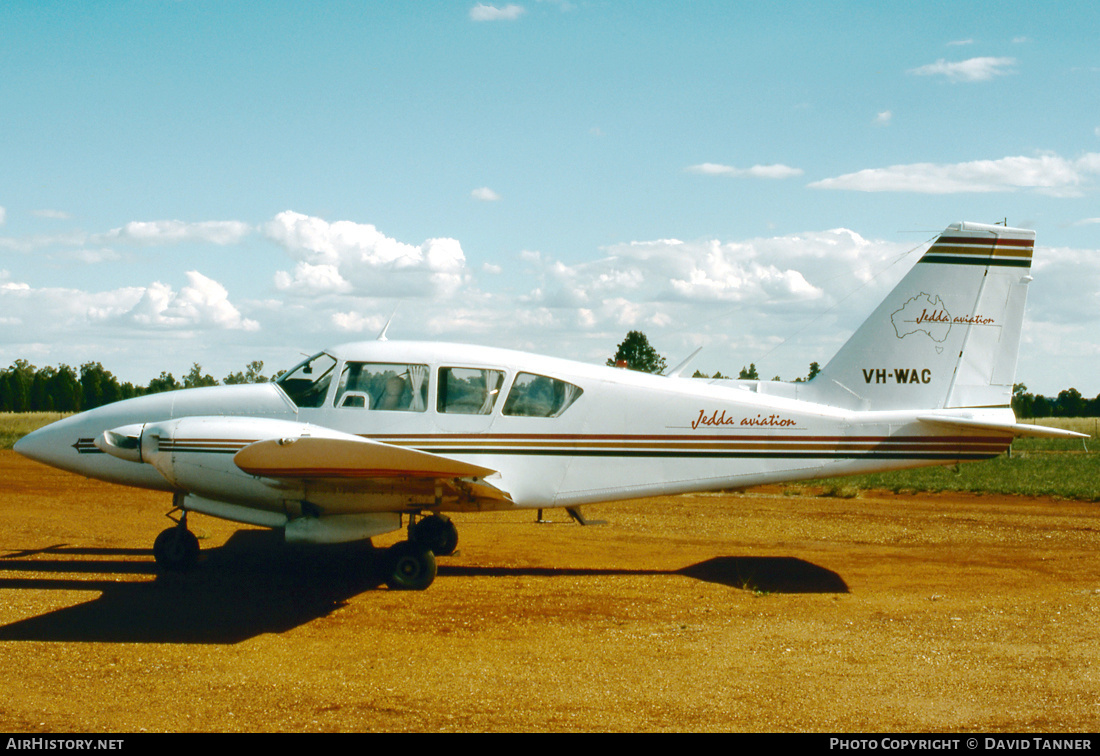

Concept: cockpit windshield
[[275, 352, 338, 408]]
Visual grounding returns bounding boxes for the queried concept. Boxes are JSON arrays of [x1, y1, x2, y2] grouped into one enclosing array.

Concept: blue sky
[[1, 1, 1098, 396]]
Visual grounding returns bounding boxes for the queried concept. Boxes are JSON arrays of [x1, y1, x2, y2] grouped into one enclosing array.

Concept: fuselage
[[15, 339, 1014, 517]]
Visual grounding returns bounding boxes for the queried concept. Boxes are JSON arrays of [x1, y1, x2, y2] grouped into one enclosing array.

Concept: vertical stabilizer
[[810, 222, 1035, 411]]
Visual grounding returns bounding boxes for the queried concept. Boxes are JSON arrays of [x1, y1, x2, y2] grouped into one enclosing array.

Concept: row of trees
[[607, 331, 1097, 419], [0, 359, 270, 413], [1010, 385, 1100, 419]]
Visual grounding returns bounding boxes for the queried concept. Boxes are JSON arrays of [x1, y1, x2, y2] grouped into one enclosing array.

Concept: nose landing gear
[[381, 514, 459, 590], [153, 510, 200, 572], [383, 540, 437, 591]]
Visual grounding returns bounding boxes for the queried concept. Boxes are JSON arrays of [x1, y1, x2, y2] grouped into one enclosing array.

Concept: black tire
[[153, 526, 200, 571], [410, 515, 459, 556], [385, 541, 437, 591]]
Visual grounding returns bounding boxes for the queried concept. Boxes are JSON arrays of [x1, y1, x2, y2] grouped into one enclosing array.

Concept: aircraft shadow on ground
[[441, 557, 847, 594], [0, 534, 846, 644], [0, 531, 381, 644], [677, 557, 849, 594]]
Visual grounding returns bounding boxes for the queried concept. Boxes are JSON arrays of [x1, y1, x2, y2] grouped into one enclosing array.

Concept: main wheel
[[410, 514, 459, 556], [385, 541, 437, 591], [153, 526, 200, 571]]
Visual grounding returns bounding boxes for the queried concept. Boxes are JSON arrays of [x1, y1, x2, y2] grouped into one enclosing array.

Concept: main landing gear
[[153, 509, 200, 572], [381, 514, 460, 591], [148, 504, 460, 590]]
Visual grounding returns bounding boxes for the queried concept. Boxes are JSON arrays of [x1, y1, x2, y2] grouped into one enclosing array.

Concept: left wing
[[234, 435, 497, 480], [233, 434, 512, 505]]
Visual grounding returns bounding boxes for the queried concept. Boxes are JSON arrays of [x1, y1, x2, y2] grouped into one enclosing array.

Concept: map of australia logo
[[891, 293, 952, 342]]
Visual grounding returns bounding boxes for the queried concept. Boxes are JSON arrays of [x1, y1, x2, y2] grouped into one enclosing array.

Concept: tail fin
[[811, 222, 1035, 411]]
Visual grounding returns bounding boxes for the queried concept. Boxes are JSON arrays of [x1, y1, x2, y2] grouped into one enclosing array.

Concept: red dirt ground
[[0, 450, 1098, 732]]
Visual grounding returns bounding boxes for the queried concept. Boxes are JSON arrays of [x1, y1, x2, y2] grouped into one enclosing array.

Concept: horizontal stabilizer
[[234, 436, 498, 480], [917, 415, 1089, 440]]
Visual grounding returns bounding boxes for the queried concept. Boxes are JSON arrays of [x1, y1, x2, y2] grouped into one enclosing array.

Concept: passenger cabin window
[[502, 373, 583, 418], [334, 363, 428, 411], [437, 367, 504, 415], [276, 353, 338, 408]]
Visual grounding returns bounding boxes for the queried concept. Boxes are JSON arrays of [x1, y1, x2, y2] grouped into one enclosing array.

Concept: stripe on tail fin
[[809, 222, 1035, 412]]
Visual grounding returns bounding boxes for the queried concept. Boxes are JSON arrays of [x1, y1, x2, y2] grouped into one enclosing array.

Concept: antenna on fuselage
[[376, 308, 398, 342], [664, 347, 702, 377]]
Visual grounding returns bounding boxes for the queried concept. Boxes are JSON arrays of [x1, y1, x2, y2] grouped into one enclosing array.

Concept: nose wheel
[[384, 540, 437, 590], [153, 512, 199, 571]]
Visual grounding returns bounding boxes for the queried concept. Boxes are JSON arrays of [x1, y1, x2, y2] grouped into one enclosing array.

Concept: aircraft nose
[[15, 424, 57, 464], [13, 418, 85, 472]]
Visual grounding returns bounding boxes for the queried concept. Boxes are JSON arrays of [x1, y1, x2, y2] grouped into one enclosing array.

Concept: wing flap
[[234, 436, 498, 480]]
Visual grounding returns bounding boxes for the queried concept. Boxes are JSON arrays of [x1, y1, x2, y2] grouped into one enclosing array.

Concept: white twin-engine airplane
[[15, 222, 1085, 590]]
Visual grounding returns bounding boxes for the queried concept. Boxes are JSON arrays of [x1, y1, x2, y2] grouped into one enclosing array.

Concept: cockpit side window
[[276, 353, 338, 409], [502, 373, 583, 418], [334, 363, 429, 411], [437, 367, 504, 415]]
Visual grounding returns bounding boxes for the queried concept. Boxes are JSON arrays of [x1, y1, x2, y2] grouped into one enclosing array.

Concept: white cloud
[[874, 111, 892, 126], [522, 232, 882, 311], [809, 152, 1100, 195], [470, 3, 524, 21], [493, 227, 918, 377], [124, 271, 259, 331], [947, 39, 974, 46], [0, 270, 22, 289], [471, 187, 501, 201], [332, 311, 386, 333], [265, 211, 469, 298], [0, 270, 257, 347], [908, 56, 1016, 82], [0, 207, 6, 225], [61, 248, 122, 264], [0, 219, 254, 255], [273, 263, 352, 295], [686, 163, 803, 179], [32, 209, 71, 220], [105, 220, 253, 246]]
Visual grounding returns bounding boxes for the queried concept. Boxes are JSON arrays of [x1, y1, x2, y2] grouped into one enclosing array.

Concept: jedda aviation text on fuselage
[[14, 221, 1085, 591]]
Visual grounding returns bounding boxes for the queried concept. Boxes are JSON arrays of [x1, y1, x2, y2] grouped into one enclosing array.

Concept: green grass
[[803, 450, 1100, 501], [4, 414, 1098, 501], [0, 412, 69, 449]]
